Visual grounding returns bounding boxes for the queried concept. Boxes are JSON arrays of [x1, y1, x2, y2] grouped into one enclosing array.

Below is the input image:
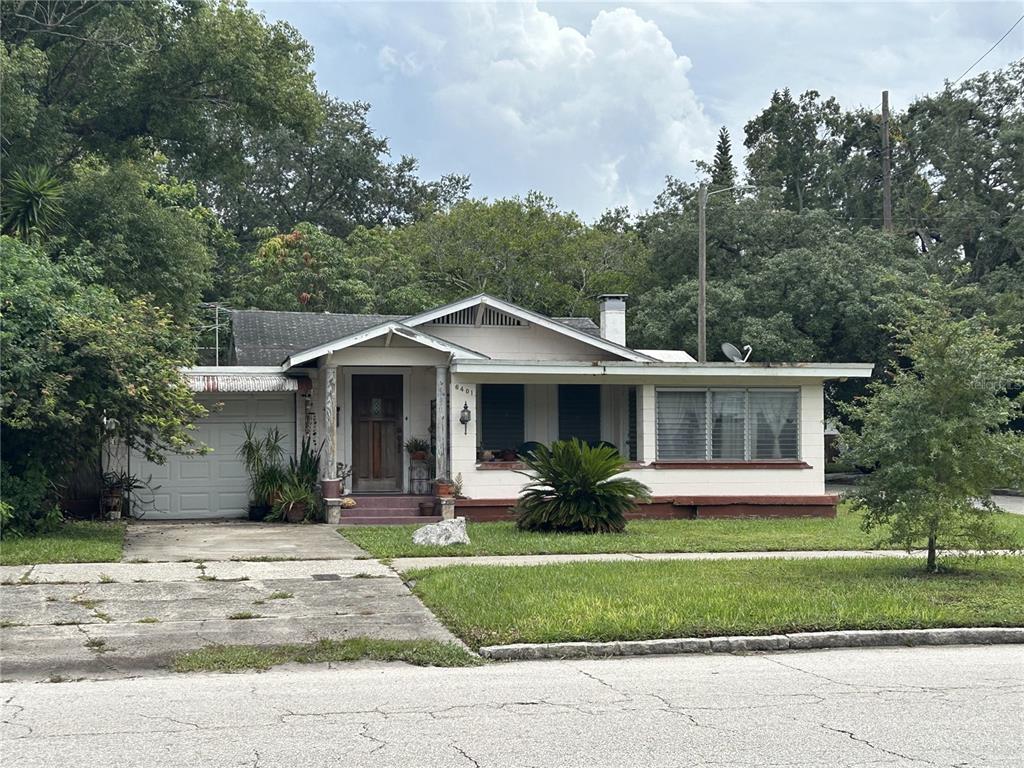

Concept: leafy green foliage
[[515, 440, 652, 534], [840, 291, 1024, 570], [1, 237, 205, 525], [1, 166, 64, 242]]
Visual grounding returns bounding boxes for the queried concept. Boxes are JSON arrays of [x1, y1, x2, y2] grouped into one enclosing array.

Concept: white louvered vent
[[430, 306, 526, 327]]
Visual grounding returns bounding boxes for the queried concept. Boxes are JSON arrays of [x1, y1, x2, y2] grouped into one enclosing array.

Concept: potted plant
[[101, 472, 125, 519], [239, 425, 287, 521], [404, 437, 431, 461], [500, 447, 518, 462], [434, 476, 454, 497], [271, 480, 317, 523]]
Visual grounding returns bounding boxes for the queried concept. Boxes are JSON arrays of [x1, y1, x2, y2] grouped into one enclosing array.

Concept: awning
[[184, 373, 307, 393]]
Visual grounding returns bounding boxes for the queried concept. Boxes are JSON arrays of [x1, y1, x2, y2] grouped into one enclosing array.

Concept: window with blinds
[[480, 384, 525, 451], [656, 389, 799, 460]]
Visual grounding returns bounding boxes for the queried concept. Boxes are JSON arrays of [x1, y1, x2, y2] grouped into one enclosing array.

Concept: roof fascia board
[[402, 294, 655, 362], [284, 321, 489, 368], [450, 360, 875, 380]]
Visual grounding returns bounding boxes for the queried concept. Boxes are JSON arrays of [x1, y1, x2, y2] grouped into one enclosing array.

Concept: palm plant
[[2, 166, 64, 242], [515, 439, 651, 534]]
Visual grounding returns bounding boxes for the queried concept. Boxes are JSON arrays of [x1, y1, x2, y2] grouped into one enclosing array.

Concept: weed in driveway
[[227, 611, 263, 620], [137, 617, 160, 624], [84, 637, 108, 652], [267, 591, 293, 600], [97, 573, 116, 584]]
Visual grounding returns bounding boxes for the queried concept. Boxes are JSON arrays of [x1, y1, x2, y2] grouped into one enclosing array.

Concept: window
[[480, 384, 524, 451], [656, 389, 799, 461], [558, 384, 601, 444]]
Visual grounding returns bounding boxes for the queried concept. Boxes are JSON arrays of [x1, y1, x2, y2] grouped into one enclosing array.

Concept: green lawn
[[341, 504, 1024, 559], [0, 521, 126, 566], [407, 555, 1024, 649]]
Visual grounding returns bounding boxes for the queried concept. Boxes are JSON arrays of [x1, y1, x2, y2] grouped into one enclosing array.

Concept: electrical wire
[[952, 12, 1024, 84]]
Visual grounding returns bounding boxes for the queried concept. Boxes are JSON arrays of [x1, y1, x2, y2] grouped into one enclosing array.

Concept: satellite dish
[[721, 342, 753, 363]]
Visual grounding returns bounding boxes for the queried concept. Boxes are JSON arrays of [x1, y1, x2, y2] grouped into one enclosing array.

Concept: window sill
[[649, 460, 811, 470], [476, 461, 526, 470]]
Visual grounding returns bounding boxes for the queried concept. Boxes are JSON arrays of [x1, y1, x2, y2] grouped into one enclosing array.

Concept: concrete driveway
[[123, 520, 366, 562], [1, 522, 465, 681]]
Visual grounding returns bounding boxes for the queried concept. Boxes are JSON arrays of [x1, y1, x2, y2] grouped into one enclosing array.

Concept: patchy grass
[[172, 638, 481, 673], [267, 591, 293, 600], [83, 637, 108, 652], [0, 522, 125, 566], [342, 504, 1024, 558], [407, 555, 1024, 649], [137, 617, 160, 624], [227, 611, 262, 620]]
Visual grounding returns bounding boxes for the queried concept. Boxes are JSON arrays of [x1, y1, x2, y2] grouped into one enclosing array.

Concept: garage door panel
[[122, 393, 296, 520]]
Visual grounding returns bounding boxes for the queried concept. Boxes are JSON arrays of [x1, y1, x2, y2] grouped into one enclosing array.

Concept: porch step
[[349, 495, 435, 510], [341, 507, 434, 517], [338, 515, 443, 526]]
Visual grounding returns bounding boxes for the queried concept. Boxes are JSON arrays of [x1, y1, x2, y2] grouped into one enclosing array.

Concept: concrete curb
[[479, 627, 1024, 660]]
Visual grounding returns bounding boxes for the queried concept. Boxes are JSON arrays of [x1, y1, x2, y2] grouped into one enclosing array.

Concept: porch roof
[[449, 359, 875, 382]]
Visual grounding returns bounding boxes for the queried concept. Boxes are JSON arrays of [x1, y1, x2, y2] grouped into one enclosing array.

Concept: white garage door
[[129, 394, 297, 520]]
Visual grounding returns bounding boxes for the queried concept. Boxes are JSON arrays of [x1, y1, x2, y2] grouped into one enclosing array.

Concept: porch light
[[459, 402, 472, 434]]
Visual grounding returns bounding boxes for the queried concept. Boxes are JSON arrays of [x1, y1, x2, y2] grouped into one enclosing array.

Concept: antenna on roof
[[721, 342, 753, 363]]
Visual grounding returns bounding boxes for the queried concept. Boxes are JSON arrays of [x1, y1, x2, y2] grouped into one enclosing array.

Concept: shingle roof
[[230, 308, 601, 366]]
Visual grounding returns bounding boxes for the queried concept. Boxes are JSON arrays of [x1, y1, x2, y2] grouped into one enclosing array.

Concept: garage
[[128, 392, 297, 520]]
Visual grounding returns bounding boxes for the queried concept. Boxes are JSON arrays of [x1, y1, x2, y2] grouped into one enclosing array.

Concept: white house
[[122, 294, 872, 522]]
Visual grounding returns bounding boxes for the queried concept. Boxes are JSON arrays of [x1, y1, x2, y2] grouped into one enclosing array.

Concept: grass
[[0, 522, 126, 566], [172, 638, 481, 673], [227, 611, 262, 620], [341, 504, 1024, 559], [267, 591, 293, 600], [407, 555, 1024, 649]]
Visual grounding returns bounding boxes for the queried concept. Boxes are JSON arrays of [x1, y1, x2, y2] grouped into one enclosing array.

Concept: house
[[119, 294, 873, 522]]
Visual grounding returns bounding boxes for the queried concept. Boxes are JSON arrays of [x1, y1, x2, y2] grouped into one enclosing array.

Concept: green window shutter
[[558, 384, 601, 444], [480, 384, 524, 451]]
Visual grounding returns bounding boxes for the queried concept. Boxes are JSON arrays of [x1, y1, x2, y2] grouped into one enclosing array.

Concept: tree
[[1, 165, 64, 242], [1, 237, 206, 530], [53, 157, 216, 322], [1, 1, 320, 175], [200, 97, 469, 242], [744, 89, 842, 213], [710, 126, 737, 189], [839, 292, 1024, 571]]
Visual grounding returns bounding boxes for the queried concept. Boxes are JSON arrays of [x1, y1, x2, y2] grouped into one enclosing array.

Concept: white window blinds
[[656, 389, 799, 461]]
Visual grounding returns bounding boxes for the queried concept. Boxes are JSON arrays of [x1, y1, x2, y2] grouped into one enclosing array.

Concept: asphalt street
[[3, 645, 1022, 767]]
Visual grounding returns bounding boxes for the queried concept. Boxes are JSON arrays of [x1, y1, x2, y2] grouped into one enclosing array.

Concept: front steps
[[337, 495, 440, 526]]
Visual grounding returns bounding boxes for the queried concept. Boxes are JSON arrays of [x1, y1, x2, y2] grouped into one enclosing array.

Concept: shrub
[[515, 439, 652, 534], [0, 459, 61, 538]]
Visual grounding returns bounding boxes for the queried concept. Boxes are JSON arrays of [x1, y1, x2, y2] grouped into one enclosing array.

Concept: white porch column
[[434, 365, 449, 481], [638, 384, 657, 464], [320, 362, 338, 480]]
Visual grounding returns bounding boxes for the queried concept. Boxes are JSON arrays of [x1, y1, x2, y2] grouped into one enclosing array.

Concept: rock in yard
[[412, 517, 470, 547]]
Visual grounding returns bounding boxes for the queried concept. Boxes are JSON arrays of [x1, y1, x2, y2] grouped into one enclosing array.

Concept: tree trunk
[[927, 534, 937, 572]]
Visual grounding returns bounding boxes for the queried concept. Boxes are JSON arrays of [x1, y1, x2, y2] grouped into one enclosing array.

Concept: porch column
[[637, 384, 657, 465], [434, 365, 449, 481], [320, 362, 338, 480]]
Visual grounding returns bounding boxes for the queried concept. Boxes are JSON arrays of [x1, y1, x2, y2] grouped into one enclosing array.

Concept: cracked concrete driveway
[[0, 524, 463, 681], [3, 645, 1021, 767]]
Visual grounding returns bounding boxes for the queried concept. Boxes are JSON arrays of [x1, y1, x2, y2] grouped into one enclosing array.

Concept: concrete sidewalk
[[391, 548, 1020, 572]]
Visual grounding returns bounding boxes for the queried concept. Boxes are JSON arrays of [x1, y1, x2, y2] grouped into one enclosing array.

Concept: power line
[[952, 12, 1024, 85]]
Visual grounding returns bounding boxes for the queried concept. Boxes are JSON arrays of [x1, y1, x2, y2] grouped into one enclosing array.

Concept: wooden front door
[[352, 375, 403, 492]]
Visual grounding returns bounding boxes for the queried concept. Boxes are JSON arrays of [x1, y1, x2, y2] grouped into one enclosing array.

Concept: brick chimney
[[598, 294, 628, 346]]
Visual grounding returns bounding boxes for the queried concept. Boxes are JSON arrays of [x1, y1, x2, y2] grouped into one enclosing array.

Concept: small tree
[[711, 126, 737, 189], [840, 296, 1024, 571]]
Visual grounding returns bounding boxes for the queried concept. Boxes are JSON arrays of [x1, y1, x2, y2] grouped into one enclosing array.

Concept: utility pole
[[697, 183, 708, 363], [881, 90, 893, 233]]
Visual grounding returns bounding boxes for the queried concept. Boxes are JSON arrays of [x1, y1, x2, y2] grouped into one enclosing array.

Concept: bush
[[515, 439, 652, 534], [0, 459, 62, 538]]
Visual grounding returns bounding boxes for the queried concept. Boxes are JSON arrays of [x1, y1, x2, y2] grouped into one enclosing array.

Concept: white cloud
[[371, 3, 715, 217]]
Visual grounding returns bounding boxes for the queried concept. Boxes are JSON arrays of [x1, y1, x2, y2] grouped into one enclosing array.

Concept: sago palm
[[515, 439, 652, 534]]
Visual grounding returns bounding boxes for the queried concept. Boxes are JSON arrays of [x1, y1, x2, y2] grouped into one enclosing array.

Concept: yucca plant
[[515, 439, 651, 534], [2, 166, 64, 242]]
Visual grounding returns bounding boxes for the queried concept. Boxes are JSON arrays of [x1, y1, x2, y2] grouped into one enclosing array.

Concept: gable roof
[[402, 295, 654, 362], [230, 300, 611, 366], [284, 320, 491, 367]]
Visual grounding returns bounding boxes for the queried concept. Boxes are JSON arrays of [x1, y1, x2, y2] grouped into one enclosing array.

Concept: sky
[[254, 1, 1024, 221]]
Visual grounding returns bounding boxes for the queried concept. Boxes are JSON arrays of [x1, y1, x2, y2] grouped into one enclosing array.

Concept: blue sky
[[254, 2, 1024, 221]]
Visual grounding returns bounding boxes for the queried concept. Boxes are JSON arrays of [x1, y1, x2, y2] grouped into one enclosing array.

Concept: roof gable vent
[[429, 306, 526, 328]]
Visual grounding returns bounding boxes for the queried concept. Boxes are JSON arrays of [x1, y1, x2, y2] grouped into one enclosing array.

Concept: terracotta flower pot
[[284, 503, 307, 523], [410, 450, 428, 461], [321, 478, 341, 499], [434, 482, 453, 497]]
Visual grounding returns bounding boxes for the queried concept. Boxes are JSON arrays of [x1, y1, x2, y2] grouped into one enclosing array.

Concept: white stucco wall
[[452, 377, 827, 499]]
